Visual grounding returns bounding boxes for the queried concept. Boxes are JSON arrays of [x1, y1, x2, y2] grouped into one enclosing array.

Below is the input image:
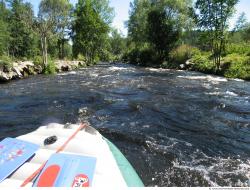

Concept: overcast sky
[[26, 0, 250, 36]]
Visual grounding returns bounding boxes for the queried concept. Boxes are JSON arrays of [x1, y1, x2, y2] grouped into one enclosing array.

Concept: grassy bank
[[123, 43, 250, 81]]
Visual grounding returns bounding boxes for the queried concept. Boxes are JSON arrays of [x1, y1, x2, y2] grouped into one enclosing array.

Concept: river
[[0, 63, 249, 186]]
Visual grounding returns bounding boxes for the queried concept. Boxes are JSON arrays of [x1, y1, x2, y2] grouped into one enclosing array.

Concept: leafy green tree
[[0, 0, 10, 56], [243, 25, 250, 42], [127, 0, 151, 48], [195, 0, 239, 71], [37, 0, 72, 66], [8, 0, 36, 58], [147, 8, 180, 62], [109, 29, 126, 60], [147, 0, 192, 62], [56, 0, 73, 59], [72, 0, 113, 64]]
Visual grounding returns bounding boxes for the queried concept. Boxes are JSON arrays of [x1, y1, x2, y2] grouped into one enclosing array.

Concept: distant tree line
[[0, 0, 125, 70], [0, 0, 249, 79]]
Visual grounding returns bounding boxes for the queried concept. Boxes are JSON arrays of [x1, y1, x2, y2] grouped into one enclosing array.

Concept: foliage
[[0, 1, 10, 56], [72, 0, 113, 64], [127, 0, 151, 48], [44, 58, 56, 74], [169, 45, 201, 65], [195, 0, 239, 70], [190, 52, 215, 74], [109, 29, 127, 61], [56, 0, 72, 59], [36, 0, 74, 66], [189, 51, 250, 80], [126, 0, 193, 65], [223, 54, 250, 79], [0, 55, 13, 72], [147, 7, 180, 62], [5, 0, 37, 58], [33, 56, 43, 66], [225, 43, 250, 55]]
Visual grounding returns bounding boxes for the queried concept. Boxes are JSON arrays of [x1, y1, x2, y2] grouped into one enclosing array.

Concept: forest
[[0, 0, 250, 79]]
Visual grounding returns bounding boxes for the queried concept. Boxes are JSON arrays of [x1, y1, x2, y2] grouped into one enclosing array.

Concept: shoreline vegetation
[[0, 58, 86, 82], [0, 0, 250, 82]]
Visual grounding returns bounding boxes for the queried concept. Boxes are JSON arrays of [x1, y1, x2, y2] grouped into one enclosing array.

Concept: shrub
[[0, 56, 13, 71], [33, 56, 43, 66], [225, 43, 250, 55], [190, 52, 215, 73], [44, 59, 56, 74], [77, 54, 86, 62], [123, 46, 160, 67], [169, 44, 201, 65], [223, 54, 250, 79]]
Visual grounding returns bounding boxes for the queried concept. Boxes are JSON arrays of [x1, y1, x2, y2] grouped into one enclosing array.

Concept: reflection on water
[[0, 63, 250, 187]]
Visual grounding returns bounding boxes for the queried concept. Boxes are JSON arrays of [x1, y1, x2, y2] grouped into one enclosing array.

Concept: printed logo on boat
[[72, 174, 89, 187]]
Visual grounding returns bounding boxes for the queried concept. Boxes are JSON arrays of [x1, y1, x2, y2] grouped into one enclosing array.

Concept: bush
[[0, 56, 13, 71], [225, 43, 250, 55], [122, 47, 160, 67], [169, 45, 201, 65], [223, 54, 250, 79], [44, 59, 56, 74], [190, 52, 215, 73], [33, 56, 43, 66], [77, 54, 86, 62]]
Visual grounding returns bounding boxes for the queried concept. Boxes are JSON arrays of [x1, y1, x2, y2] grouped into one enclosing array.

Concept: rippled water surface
[[0, 63, 250, 186]]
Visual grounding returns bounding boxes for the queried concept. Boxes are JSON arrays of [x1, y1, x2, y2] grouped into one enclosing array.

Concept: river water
[[0, 63, 249, 186]]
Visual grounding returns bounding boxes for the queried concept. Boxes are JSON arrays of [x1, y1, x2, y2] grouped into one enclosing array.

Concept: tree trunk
[[62, 39, 65, 59], [58, 39, 62, 59], [41, 37, 45, 67], [44, 36, 48, 66]]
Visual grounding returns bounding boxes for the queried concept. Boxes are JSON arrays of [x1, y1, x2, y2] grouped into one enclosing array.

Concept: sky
[[26, 0, 250, 36]]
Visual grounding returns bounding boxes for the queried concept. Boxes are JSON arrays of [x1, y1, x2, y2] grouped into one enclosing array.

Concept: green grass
[[0, 55, 13, 71], [222, 54, 250, 80], [44, 59, 56, 74]]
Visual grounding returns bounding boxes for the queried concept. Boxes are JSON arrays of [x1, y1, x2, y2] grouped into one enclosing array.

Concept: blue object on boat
[[33, 153, 97, 187], [0, 138, 39, 183]]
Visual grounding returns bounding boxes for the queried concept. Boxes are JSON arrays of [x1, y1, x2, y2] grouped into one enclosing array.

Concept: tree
[[147, 8, 180, 61], [109, 29, 126, 60], [72, 0, 114, 64], [0, 0, 10, 56], [147, 0, 192, 62], [37, 0, 72, 66], [127, 0, 151, 48], [8, 0, 36, 58], [243, 25, 250, 42], [55, 0, 72, 59], [195, 0, 239, 71]]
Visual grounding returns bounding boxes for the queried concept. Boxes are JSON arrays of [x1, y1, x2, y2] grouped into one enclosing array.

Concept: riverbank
[[123, 44, 250, 81], [0, 60, 86, 82]]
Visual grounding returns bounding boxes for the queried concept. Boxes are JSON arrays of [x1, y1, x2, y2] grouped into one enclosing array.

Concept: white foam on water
[[146, 68, 171, 72], [205, 90, 238, 97], [233, 78, 244, 82], [58, 71, 77, 76], [108, 66, 129, 71], [146, 137, 250, 187], [225, 90, 238, 97], [177, 75, 228, 83], [89, 73, 99, 77], [172, 160, 219, 187]]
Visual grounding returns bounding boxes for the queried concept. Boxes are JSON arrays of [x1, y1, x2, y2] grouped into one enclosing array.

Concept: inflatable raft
[[0, 123, 144, 187]]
